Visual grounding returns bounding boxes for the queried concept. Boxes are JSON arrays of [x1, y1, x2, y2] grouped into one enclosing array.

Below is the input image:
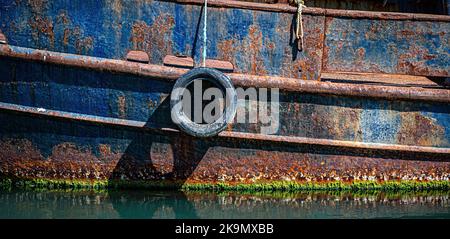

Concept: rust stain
[[0, 137, 449, 183], [98, 144, 112, 158], [54, 11, 95, 54], [217, 39, 237, 67], [29, 16, 55, 48], [310, 104, 362, 141], [2, 45, 450, 103], [355, 47, 366, 66], [397, 112, 448, 147], [244, 25, 267, 75], [147, 98, 157, 109], [117, 95, 126, 119], [62, 28, 70, 47], [150, 142, 175, 175], [111, 0, 123, 56], [75, 36, 93, 55], [280, 14, 324, 80], [130, 14, 175, 63], [397, 43, 448, 76], [56, 11, 70, 25]]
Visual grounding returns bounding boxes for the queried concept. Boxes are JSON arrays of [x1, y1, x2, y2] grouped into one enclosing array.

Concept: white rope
[[296, 1, 304, 50], [202, 0, 208, 67], [291, 0, 305, 51]]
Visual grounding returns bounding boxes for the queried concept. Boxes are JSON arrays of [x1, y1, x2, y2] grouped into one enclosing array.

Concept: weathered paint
[[306, 0, 448, 13], [0, 0, 325, 80], [1, 54, 449, 147], [0, 111, 449, 184], [323, 17, 450, 76], [0, 55, 449, 184], [2, 45, 449, 103], [0, 0, 449, 186], [1, 0, 449, 78], [1, 101, 448, 154]]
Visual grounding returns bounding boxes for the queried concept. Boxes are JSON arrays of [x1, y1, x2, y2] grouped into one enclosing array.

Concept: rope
[[202, 0, 208, 67], [292, 0, 305, 51]]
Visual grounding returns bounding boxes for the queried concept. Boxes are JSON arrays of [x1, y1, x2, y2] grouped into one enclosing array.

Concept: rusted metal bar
[[0, 101, 180, 135], [0, 45, 186, 80], [164, 55, 234, 71], [174, 0, 450, 21], [229, 74, 450, 102], [1, 45, 449, 103], [321, 72, 443, 88], [219, 131, 450, 155], [0, 101, 449, 155]]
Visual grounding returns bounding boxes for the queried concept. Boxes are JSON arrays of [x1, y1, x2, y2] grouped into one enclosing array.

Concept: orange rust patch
[[397, 113, 448, 147], [98, 144, 112, 158], [0, 137, 449, 183], [53, 12, 94, 54], [217, 39, 237, 68], [130, 14, 175, 63], [241, 25, 267, 75], [29, 16, 55, 47], [397, 43, 448, 76], [281, 14, 324, 80], [62, 28, 70, 46]]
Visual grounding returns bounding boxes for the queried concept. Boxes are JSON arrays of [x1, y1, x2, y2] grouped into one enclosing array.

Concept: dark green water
[[0, 189, 449, 219]]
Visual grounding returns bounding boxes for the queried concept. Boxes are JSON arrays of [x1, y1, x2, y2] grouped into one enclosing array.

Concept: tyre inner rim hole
[[181, 78, 226, 125]]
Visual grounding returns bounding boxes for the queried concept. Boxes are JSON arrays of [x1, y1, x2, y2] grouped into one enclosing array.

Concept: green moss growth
[[181, 180, 450, 192], [1, 177, 449, 192]]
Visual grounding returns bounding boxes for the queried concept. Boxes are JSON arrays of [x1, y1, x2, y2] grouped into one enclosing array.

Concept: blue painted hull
[[0, 0, 449, 186]]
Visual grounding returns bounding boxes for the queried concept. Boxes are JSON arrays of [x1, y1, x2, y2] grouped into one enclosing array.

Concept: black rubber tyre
[[170, 67, 237, 137]]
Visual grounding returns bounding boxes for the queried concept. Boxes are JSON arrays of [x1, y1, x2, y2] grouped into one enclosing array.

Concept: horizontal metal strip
[[175, 0, 450, 21], [219, 131, 450, 155], [321, 72, 444, 88], [0, 102, 449, 155], [1, 45, 449, 103]]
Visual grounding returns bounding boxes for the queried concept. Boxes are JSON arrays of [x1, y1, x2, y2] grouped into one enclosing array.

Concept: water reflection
[[0, 189, 449, 219], [109, 190, 198, 219]]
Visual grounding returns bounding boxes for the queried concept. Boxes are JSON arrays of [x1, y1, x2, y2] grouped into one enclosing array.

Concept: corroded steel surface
[[0, 0, 325, 80], [2, 101, 449, 155], [2, 45, 450, 103], [0, 1, 449, 184], [1, 0, 449, 78], [0, 55, 449, 185], [0, 112, 449, 183], [321, 72, 444, 88], [163, 55, 234, 71], [0, 53, 449, 148], [323, 17, 450, 77]]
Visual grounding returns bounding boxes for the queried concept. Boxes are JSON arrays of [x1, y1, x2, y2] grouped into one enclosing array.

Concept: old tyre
[[170, 67, 237, 137]]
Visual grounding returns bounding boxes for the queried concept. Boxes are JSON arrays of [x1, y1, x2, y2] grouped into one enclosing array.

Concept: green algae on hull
[[1, 177, 450, 192]]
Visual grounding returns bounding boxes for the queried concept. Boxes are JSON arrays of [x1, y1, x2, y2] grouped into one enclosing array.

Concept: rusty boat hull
[[0, 0, 449, 189]]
